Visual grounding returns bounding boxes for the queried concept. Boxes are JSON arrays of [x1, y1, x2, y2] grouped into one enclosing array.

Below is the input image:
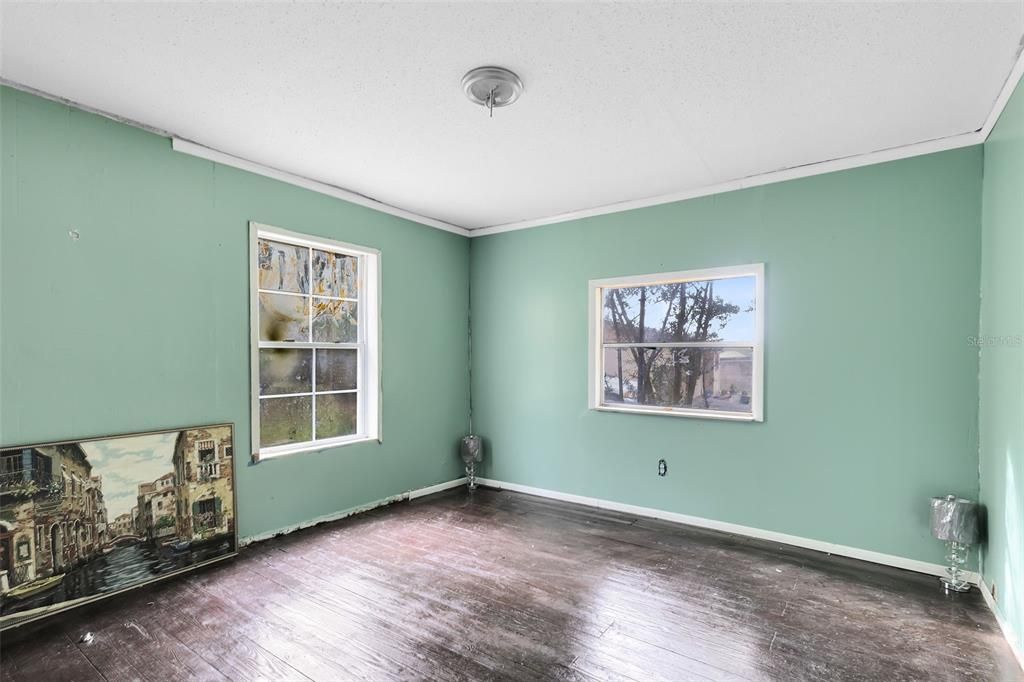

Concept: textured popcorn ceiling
[[2, 2, 1022, 230]]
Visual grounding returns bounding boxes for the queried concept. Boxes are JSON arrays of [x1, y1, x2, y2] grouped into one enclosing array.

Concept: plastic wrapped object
[[460, 435, 483, 464], [460, 435, 483, 491], [930, 495, 980, 544]]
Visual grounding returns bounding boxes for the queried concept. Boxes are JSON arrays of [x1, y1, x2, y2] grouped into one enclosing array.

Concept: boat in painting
[[3, 573, 65, 601], [0, 424, 237, 629]]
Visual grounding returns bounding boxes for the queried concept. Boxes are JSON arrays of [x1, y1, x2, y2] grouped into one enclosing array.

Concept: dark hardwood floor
[[1, 487, 1020, 681]]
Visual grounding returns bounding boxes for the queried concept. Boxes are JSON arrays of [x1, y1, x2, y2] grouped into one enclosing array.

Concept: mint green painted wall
[[470, 148, 983, 567], [0, 83, 995, 577], [980, 74, 1024, 655], [0, 86, 470, 540]]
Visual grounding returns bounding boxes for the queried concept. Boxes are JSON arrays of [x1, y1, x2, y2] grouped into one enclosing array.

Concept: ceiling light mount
[[462, 66, 523, 118]]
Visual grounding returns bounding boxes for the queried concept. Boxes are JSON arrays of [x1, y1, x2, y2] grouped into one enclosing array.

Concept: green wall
[[0, 82, 1003, 580], [0, 86, 470, 540], [470, 147, 984, 567], [980, 74, 1024, 656]]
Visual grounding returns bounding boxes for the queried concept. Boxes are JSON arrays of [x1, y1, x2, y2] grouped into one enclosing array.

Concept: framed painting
[[0, 423, 237, 630]]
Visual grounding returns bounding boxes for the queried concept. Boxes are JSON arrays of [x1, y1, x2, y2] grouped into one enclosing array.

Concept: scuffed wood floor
[[1, 488, 1020, 681]]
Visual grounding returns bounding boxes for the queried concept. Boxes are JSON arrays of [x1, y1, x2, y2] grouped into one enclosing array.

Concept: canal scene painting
[[0, 424, 236, 629]]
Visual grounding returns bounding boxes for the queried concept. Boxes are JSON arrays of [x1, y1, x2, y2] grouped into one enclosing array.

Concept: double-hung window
[[250, 222, 380, 460], [589, 263, 764, 421]]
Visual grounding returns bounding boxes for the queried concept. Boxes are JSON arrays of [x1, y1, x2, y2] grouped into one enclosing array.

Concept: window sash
[[260, 390, 358, 399], [599, 344, 756, 413], [256, 243, 364, 445], [251, 223, 380, 460], [588, 263, 764, 422], [258, 341, 359, 349], [253, 288, 357, 303]]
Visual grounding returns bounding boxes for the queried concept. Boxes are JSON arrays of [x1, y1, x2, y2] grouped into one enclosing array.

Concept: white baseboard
[[476, 477, 980, 584], [240, 477, 467, 546], [236, 474, 1023, 671], [978, 578, 1024, 673], [408, 477, 469, 500]]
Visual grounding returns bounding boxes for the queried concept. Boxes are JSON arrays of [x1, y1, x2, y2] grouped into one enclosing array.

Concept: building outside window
[[588, 263, 764, 421], [250, 222, 381, 460]]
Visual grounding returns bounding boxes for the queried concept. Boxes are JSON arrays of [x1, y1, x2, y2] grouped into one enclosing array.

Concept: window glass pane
[[260, 396, 312, 447], [312, 250, 359, 298], [706, 276, 756, 342], [316, 349, 357, 391], [259, 292, 310, 342], [316, 393, 357, 439], [259, 349, 312, 395], [602, 347, 753, 413], [312, 298, 357, 343], [602, 276, 756, 344], [257, 239, 309, 294]]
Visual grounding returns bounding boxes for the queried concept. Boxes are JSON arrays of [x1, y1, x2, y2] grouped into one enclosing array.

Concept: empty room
[[1, 1, 1023, 680]]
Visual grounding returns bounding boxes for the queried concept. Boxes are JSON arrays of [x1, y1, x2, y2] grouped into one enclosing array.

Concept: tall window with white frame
[[589, 263, 764, 421], [250, 223, 380, 460]]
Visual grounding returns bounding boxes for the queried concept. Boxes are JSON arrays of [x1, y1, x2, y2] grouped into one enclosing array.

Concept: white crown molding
[[980, 43, 1024, 140], [239, 476, 466, 545], [470, 46, 1024, 238], [476, 477, 979, 584], [171, 138, 469, 237], [979, 577, 1024, 673], [1, 77, 175, 137], [468, 130, 984, 237], [0, 78, 468, 238], [6, 42, 1023, 242]]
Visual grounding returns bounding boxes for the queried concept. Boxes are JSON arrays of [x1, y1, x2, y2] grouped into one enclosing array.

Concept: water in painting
[[0, 424, 236, 628]]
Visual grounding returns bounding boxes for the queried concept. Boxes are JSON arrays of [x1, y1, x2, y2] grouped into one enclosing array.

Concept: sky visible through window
[[604, 275, 755, 343]]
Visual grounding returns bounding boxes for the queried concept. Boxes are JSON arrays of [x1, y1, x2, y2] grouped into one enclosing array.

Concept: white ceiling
[[2, 2, 1023, 231]]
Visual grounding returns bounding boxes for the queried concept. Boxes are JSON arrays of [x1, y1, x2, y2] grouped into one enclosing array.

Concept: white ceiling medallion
[[461, 66, 523, 118]]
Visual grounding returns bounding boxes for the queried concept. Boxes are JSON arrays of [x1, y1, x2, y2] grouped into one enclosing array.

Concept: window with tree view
[[589, 264, 763, 421], [251, 223, 380, 460]]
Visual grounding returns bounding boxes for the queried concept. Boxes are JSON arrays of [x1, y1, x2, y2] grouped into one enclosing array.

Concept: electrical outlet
[[658, 459, 668, 477]]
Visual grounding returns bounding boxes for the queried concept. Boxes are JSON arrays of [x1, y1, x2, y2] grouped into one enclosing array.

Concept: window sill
[[252, 434, 379, 463], [592, 404, 762, 422]]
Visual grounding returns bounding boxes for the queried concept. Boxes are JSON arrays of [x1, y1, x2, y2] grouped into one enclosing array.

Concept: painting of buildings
[[172, 429, 234, 543], [0, 424, 235, 630]]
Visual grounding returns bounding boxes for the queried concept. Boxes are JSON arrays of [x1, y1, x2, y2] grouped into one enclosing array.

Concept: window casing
[[250, 222, 380, 460], [588, 263, 764, 422]]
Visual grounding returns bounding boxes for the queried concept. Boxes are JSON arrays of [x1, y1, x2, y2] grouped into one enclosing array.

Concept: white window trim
[[587, 263, 764, 422], [249, 222, 381, 462]]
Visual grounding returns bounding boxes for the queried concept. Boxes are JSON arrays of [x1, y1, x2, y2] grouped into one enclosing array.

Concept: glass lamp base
[[940, 577, 972, 593], [940, 541, 973, 593]]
